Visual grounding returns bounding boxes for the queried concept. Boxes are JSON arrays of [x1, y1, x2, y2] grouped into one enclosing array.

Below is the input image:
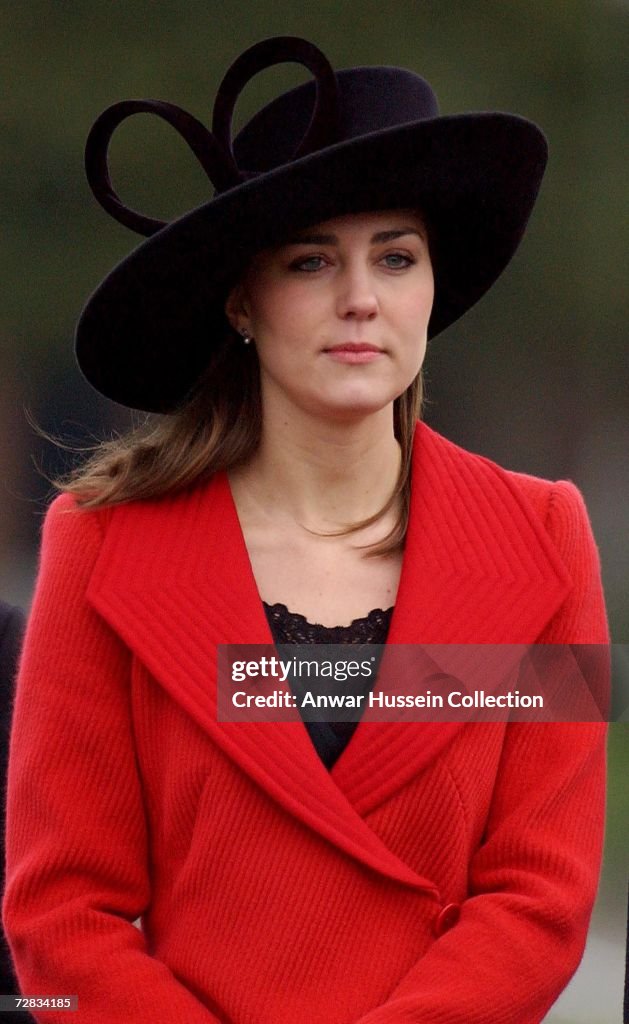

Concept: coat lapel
[[331, 423, 573, 813], [87, 465, 432, 890], [87, 421, 572, 888]]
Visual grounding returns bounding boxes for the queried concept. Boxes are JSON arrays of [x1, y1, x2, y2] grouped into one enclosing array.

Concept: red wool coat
[[3, 422, 609, 1024]]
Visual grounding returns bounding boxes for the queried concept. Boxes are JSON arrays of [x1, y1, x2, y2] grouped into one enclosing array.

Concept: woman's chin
[[306, 393, 397, 424]]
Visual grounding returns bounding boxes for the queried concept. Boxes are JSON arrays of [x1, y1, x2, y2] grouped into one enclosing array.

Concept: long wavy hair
[[54, 319, 425, 558]]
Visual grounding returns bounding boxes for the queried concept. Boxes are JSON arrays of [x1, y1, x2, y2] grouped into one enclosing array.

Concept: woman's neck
[[229, 406, 402, 533]]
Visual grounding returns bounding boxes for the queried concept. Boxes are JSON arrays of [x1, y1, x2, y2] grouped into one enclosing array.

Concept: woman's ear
[[224, 282, 250, 333]]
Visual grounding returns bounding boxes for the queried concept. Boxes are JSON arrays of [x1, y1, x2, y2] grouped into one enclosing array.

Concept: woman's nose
[[336, 266, 379, 320]]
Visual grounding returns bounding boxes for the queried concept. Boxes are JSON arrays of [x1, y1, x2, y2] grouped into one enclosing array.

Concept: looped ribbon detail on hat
[[84, 36, 341, 238]]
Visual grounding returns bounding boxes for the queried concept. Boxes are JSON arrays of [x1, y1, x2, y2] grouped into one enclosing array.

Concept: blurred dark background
[[1, 3, 627, 1021]]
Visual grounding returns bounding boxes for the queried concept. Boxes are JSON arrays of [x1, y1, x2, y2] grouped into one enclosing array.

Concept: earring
[[239, 328, 253, 345]]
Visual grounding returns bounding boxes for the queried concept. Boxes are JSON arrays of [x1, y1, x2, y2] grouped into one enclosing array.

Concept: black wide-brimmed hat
[[76, 35, 548, 413]]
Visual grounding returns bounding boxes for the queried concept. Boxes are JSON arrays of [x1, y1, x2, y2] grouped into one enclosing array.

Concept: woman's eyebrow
[[284, 228, 424, 246]]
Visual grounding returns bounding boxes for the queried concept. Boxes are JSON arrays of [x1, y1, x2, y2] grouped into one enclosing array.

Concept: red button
[[433, 902, 461, 937]]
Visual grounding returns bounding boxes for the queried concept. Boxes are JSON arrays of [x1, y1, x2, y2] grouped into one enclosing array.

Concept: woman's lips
[[323, 343, 384, 364]]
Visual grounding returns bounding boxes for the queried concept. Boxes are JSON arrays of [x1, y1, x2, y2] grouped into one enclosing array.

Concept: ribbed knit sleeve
[[2, 495, 220, 1024], [353, 480, 610, 1024]]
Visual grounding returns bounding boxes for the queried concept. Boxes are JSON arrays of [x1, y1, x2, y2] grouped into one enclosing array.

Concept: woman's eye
[[288, 252, 415, 272], [291, 255, 327, 272], [382, 252, 414, 269]]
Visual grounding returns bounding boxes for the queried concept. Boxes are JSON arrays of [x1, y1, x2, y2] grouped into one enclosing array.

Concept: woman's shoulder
[[482, 454, 599, 556], [42, 491, 115, 545], [482, 459, 557, 520], [424, 429, 608, 640], [419, 422, 592, 532], [418, 425, 603, 600], [43, 480, 198, 533], [485, 458, 597, 549], [40, 476, 220, 566], [35, 493, 113, 590]]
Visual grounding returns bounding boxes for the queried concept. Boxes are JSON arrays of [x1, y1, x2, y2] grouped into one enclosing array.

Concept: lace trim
[[262, 601, 394, 645]]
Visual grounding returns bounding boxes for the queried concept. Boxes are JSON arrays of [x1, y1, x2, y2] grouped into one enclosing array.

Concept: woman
[[3, 36, 609, 1024]]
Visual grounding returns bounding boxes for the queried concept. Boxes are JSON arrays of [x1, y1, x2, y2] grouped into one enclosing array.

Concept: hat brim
[[76, 111, 547, 412]]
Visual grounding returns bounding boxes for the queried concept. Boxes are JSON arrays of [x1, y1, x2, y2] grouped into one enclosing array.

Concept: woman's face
[[225, 209, 434, 426]]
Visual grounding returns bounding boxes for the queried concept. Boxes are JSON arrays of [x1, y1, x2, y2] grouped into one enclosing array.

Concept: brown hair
[[54, 324, 425, 558]]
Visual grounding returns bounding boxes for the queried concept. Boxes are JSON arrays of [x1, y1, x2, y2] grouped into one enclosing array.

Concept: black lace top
[[262, 601, 394, 770]]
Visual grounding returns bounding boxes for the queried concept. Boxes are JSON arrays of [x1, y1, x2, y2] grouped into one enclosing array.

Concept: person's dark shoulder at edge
[[0, 599, 34, 1021], [0, 601, 25, 693]]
